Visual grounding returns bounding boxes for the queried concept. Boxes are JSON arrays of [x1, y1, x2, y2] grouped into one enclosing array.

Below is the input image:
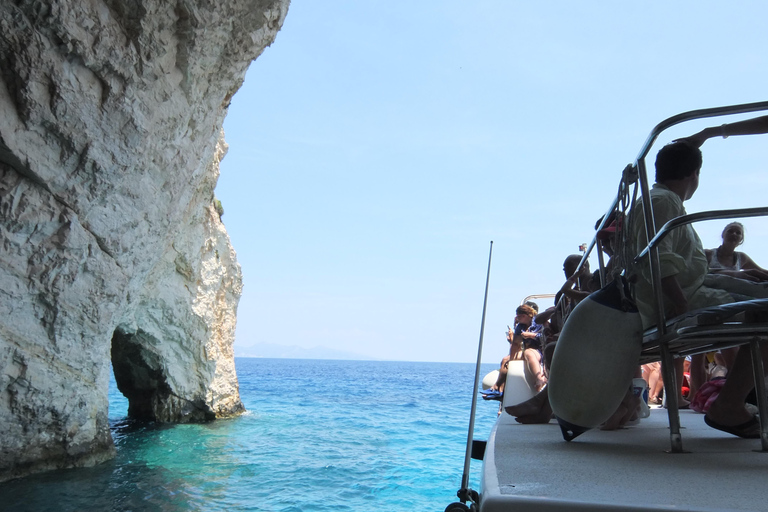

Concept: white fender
[[482, 370, 500, 390], [548, 278, 643, 441], [501, 360, 535, 408]]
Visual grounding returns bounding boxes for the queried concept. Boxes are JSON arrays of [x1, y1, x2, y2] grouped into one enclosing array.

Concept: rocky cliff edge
[[0, 0, 289, 481]]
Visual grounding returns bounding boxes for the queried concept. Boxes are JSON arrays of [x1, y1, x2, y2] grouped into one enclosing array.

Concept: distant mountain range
[[234, 342, 377, 361]]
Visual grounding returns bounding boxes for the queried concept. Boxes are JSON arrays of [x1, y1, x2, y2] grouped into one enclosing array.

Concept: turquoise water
[[1, 358, 499, 511]]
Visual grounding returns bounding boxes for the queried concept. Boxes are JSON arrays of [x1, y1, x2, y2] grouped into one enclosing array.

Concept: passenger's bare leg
[[651, 375, 663, 403], [707, 344, 768, 427], [663, 358, 690, 408], [601, 387, 639, 430], [688, 354, 706, 401], [523, 349, 547, 392], [504, 388, 552, 424], [491, 356, 510, 392], [677, 357, 690, 406], [718, 347, 738, 371], [641, 364, 652, 386], [644, 363, 662, 402]]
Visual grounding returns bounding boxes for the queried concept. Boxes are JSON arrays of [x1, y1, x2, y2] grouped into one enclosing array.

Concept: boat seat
[[634, 297, 768, 452], [639, 298, 768, 364]]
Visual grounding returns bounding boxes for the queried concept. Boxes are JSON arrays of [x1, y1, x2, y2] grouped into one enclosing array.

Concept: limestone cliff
[[0, 0, 289, 481]]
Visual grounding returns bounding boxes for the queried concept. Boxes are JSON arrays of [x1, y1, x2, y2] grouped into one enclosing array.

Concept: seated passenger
[[560, 254, 593, 302], [487, 303, 541, 395], [504, 256, 597, 424], [705, 222, 768, 282], [513, 304, 547, 392], [630, 140, 768, 438], [544, 256, 593, 340], [590, 213, 619, 290]]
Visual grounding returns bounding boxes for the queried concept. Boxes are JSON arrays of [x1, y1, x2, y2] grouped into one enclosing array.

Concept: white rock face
[[0, 0, 289, 481], [112, 132, 245, 423]]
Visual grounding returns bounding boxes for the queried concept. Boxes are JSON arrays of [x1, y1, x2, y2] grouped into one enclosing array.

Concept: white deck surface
[[480, 407, 768, 511]]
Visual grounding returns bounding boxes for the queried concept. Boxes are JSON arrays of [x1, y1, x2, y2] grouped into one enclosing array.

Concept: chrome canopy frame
[[578, 101, 768, 453]]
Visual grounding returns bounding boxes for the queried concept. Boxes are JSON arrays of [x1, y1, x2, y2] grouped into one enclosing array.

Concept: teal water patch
[[1, 359, 500, 511]]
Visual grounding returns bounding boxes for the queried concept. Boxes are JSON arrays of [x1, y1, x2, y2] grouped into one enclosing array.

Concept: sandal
[[704, 414, 761, 439]]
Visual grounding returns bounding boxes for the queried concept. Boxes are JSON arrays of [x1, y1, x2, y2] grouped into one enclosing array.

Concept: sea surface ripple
[[1, 358, 499, 511]]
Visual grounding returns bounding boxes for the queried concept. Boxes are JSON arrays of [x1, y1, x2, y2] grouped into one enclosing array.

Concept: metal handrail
[[630, 101, 768, 454], [520, 294, 556, 305], [634, 102, 768, 335], [565, 101, 768, 288], [566, 102, 768, 453], [634, 100, 768, 164], [634, 207, 768, 262]]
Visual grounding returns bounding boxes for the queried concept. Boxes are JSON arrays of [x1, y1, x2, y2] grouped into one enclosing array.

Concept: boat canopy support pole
[[660, 344, 684, 453], [748, 338, 768, 452], [637, 151, 684, 454]]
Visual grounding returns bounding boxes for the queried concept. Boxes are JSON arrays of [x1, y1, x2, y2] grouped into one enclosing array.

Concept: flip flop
[[481, 390, 503, 401], [704, 414, 761, 439]]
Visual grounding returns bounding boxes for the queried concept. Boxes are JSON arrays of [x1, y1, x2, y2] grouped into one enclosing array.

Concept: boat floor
[[481, 407, 768, 512]]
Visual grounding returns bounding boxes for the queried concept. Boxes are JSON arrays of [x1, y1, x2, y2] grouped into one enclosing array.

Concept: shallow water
[[1, 358, 499, 511]]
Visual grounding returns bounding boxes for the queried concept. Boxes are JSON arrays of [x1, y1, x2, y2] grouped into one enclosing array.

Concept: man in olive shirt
[[630, 141, 768, 438]]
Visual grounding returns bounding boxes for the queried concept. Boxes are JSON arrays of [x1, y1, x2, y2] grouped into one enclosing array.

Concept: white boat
[[448, 102, 768, 512]]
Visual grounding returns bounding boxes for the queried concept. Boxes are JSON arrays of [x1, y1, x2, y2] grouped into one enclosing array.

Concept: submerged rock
[[0, 0, 289, 481]]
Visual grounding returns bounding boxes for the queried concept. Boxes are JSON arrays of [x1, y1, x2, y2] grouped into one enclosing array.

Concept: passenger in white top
[[704, 222, 768, 282]]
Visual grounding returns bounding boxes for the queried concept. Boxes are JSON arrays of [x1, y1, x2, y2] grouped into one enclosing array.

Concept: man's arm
[[738, 253, 768, 276], [560, 273, 590, 301], [534, 306, 557, 324], [677, 115, 768, 148]]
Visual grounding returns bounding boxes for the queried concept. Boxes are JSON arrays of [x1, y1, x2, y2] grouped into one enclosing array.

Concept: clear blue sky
[[216, 1, 768, 363]]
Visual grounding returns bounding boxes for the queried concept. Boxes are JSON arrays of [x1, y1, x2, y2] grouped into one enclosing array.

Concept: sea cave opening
[[110, 328, 173, 421]]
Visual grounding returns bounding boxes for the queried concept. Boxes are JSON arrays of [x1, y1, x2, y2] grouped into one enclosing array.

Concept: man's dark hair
[[563, 254, 582, 277], [655, 141, 702, 182]]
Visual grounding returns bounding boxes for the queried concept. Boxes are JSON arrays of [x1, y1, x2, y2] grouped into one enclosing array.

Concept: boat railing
[[578, 101, 768, 287], [570, 101, 768, 453], [520, 294, 556, 306], [635, 102, 768, 453], [634, 207, 768, 263]]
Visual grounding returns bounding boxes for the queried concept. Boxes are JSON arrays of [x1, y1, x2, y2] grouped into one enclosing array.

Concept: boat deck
[[480, 407, 768, 512]]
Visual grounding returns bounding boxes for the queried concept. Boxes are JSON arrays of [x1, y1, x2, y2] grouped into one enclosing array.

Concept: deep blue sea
[[1, 358, 499, 511]]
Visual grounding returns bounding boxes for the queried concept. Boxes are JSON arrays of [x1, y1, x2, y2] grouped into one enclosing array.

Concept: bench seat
[[634, 298, 768, 452], [639, 298, 768, 364]]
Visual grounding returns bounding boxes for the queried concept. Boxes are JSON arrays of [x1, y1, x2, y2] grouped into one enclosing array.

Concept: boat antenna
[[446, 241, 493, 512]]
